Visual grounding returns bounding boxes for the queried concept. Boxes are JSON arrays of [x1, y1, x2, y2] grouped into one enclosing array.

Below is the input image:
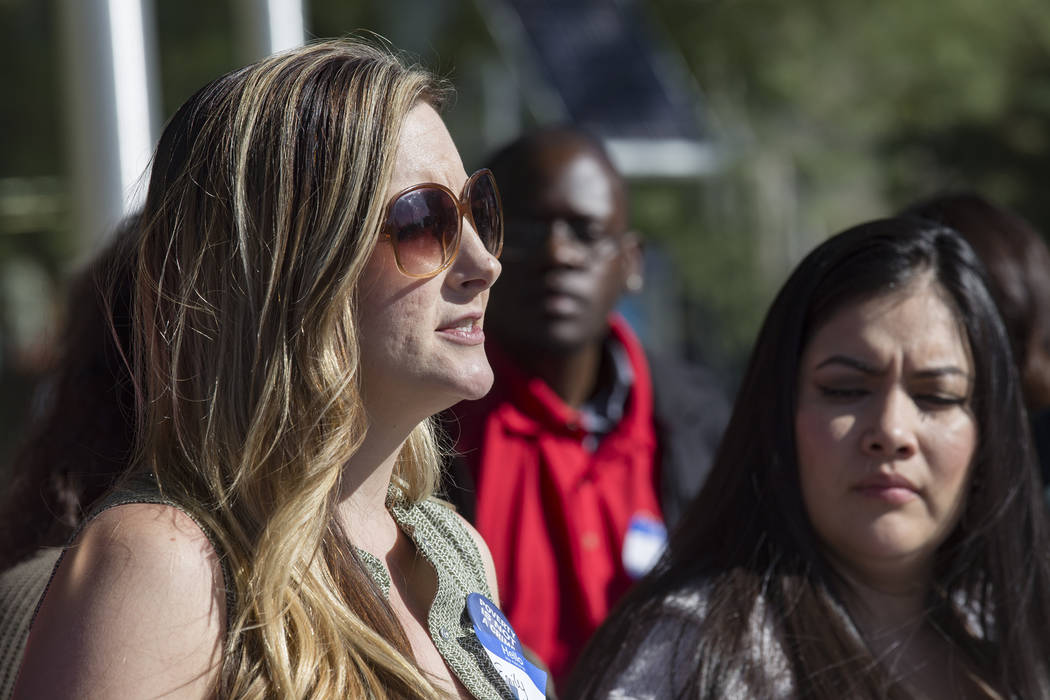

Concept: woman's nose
[[447, 219, 501, 291], [861, 389, 918, 459]]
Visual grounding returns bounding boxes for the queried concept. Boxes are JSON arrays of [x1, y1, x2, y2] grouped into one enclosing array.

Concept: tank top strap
[[385, 487, 511, 699], [78, 472, 237, 622]]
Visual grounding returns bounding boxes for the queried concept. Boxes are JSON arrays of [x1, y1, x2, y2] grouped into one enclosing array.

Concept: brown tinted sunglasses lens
[[470, 171, 503, 257], [388, 187, 459, 276]]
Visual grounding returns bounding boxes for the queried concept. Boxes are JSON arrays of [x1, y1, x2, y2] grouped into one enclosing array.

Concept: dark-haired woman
[[569, 218, 1050, 698]]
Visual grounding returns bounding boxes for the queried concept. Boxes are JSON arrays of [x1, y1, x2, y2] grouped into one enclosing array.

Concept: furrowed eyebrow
[[814, 355, 880, 374], [913, 367, 972, 381], [814, 355, 972, 381]]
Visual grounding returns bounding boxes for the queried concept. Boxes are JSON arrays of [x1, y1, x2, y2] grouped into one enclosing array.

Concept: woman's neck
[[334, 415, 412, 556], [825, 549, 934, 635], [829, 556, 997, 699], [824, 551, 935, 675], [842, 572, 929, 641]]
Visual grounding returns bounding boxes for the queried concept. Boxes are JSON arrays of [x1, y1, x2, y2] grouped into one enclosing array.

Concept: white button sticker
[[622, 513, 667, 579]]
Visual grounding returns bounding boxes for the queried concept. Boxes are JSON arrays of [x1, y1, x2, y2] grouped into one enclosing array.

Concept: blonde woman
[[13, 40, 536, 699]]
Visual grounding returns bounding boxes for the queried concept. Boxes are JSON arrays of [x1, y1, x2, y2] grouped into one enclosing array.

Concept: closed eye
[[913, 393, 967, 408], [818, 386, 869, 400]]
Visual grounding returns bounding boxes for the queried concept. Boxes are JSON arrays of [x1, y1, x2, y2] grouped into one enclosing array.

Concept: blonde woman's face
[[357, 103, 501, 423], [794, 282, 977, 589]]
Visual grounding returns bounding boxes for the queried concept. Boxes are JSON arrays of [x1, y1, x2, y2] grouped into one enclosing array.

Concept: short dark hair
[[570, 217, 1050, 697], [485, 125, 626, 211]]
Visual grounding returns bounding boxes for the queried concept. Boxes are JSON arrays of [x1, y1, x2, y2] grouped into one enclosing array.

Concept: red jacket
[[445, 317, 663, 682]]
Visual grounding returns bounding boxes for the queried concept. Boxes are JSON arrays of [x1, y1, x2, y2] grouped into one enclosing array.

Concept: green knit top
[[2, 475, 514, 700]]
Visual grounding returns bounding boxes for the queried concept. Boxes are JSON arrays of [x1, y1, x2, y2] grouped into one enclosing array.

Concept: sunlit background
[[3, 0, 1050, 475]]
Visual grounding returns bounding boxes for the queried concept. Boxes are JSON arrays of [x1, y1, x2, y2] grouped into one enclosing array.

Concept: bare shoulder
[[451, 509, 500, 606], [14, 503, 226, 699]]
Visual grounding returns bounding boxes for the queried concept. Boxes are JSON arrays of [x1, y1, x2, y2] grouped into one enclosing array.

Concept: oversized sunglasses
[[380, 168, 503, 278]]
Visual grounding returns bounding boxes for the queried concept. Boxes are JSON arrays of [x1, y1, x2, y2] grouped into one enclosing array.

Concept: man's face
[[486, 143, 638, 352]]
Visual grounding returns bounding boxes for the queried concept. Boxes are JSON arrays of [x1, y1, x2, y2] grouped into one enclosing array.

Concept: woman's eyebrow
[[912, 367, 970, 379], [814, 355, 880, 374], [815, 355, 972, 381]]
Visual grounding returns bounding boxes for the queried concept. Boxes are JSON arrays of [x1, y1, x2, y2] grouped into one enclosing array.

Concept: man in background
[[443, 126, 729, 682]]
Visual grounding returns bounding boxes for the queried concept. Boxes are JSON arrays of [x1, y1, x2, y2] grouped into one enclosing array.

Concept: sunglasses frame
[[380, 168, 504, 278]]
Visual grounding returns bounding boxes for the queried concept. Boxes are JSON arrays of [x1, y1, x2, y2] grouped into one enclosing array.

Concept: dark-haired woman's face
[[795, 281, 976, 587]]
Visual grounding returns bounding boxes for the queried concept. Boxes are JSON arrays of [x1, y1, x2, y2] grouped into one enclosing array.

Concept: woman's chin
[[455, 368, 495, 402], [437, 361, 495, 405]]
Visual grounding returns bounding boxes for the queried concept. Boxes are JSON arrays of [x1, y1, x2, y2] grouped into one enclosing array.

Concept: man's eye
[[569, 219, 607, 243]]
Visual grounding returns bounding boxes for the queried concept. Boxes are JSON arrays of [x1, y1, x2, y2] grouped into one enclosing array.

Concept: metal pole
[[233, 0, 306, 64], [59, 0, 159, 257]]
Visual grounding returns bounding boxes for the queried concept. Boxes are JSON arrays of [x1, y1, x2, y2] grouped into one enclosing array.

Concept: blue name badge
[[466, 593, 547, 700], [621, 513, 668, 579]]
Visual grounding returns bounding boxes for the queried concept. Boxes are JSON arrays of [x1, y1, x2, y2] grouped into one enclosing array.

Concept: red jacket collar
[[475, 315, 654, 442]]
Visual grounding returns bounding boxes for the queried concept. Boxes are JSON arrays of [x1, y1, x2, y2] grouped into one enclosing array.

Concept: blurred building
[[475, 0, 718, 179]]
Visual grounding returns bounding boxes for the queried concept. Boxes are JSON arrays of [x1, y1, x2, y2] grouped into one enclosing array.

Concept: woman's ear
[[622, 231, 644, 292]]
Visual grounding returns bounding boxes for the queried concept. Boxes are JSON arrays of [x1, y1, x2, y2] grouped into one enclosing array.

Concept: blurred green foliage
[[618, 0, 1050, 376]]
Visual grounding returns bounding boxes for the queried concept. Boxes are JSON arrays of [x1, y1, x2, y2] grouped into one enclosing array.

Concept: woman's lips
[[853, 474, 919, 505], [855, 485, 918, 504], [436, 316, 485, 345]]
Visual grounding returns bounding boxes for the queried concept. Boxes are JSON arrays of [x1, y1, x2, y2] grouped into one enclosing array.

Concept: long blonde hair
[[133, 39, 449, 698]]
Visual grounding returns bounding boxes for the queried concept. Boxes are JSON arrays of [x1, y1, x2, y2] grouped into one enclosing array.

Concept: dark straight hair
[[569, 217, 1050, 698], [0, 218, 138, 570], [901, 192, 1050, 412]]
